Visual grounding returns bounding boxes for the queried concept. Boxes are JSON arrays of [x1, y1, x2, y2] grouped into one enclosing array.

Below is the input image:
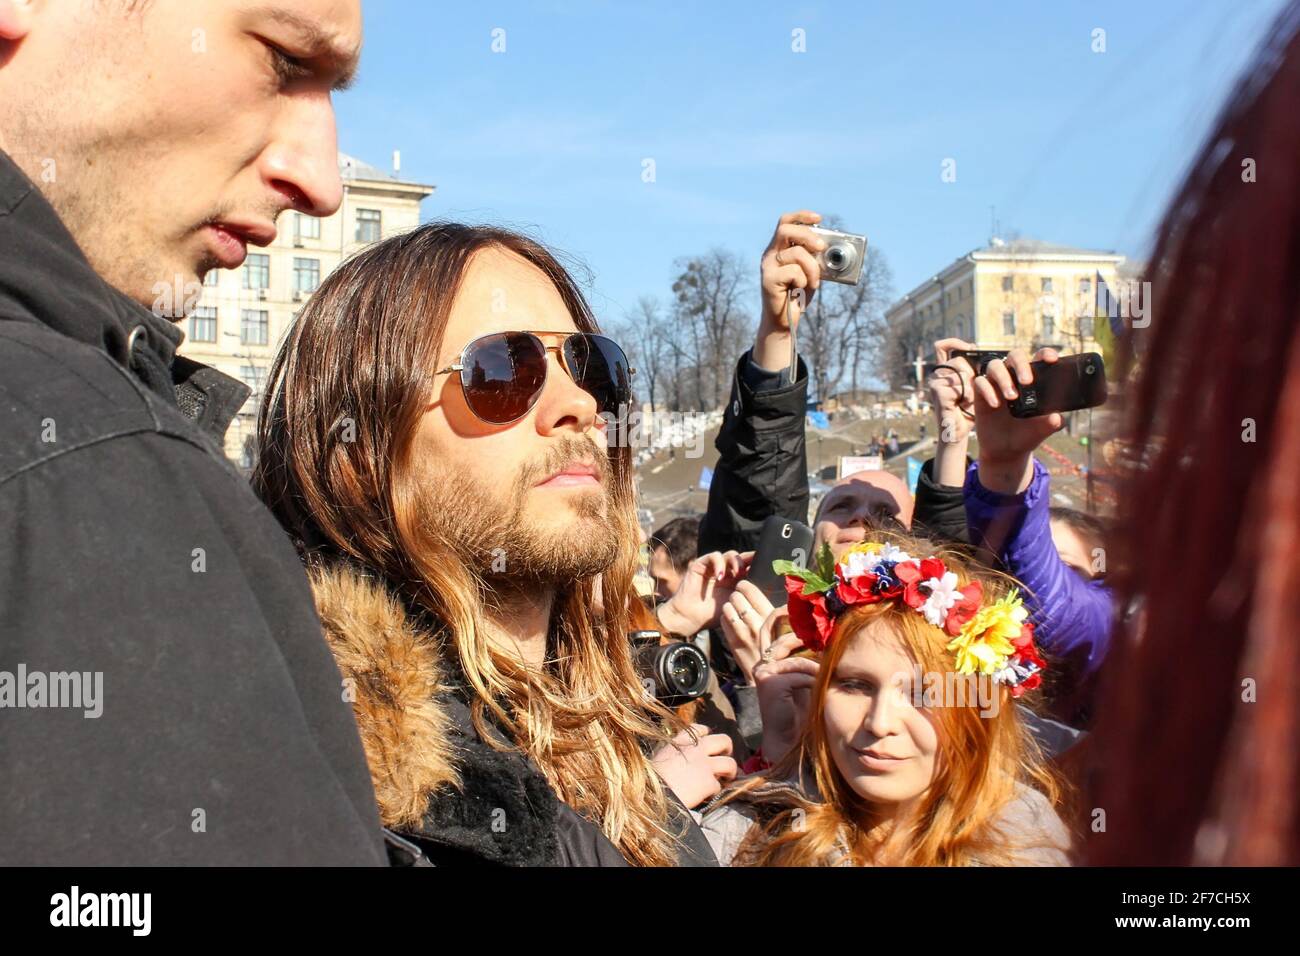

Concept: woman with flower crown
[[699, 534, 1073, 866]]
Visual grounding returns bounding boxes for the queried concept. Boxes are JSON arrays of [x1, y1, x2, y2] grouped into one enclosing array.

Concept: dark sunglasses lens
[[460, 332, 547, 424], [564, 334, 632, 413]]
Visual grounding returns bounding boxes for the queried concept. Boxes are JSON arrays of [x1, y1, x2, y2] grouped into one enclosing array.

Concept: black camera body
[[628, 629, 709, 707], [1008, 352, 1108, 418]]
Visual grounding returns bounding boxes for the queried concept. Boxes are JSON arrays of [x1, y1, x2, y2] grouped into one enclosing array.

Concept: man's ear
[[0, 0, 35, 43]]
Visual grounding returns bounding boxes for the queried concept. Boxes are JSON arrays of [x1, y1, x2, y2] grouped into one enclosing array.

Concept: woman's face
[[823, 620, 940, 808]]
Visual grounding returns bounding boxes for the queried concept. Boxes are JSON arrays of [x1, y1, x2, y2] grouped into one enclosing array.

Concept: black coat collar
[[0, 149, 249, 444]]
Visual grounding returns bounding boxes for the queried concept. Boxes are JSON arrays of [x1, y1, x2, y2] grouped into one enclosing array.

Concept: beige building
[[178, 152, 435, 467], [886, 237, 1127, 367]]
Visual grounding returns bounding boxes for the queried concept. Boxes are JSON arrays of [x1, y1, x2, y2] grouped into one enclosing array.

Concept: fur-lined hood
[[308, 561, 572, 865], [308, 562, 459, 830]]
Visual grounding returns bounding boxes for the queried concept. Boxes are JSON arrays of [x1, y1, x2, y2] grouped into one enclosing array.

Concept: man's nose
[[535, 352, 599, 436], [259, 94, 344, 218]]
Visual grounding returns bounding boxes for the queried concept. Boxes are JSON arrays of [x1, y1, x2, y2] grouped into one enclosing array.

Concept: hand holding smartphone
[[1007, 352, 1107, 418], [745, 516, 815, 606]]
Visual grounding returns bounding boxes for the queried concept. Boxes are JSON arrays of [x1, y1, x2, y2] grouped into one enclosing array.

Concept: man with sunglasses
[[255, 223, 729, 865]]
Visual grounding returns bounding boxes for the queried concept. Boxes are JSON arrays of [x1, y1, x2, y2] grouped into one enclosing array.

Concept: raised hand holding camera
[[754, 210, 826, 373]]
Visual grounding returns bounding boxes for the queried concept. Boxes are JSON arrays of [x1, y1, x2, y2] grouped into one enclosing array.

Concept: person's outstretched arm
[[965, 348, 1115, 686], [699, 210, 825, 555]]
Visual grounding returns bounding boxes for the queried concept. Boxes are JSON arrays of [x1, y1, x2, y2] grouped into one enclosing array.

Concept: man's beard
[[413, 434, 622, 588]]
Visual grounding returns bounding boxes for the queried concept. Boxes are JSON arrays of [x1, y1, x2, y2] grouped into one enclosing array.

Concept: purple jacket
[[964, 459, 1113, 718]]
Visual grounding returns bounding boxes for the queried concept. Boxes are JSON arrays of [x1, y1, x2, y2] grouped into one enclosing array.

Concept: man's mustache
[[519, 436, 613, 489]]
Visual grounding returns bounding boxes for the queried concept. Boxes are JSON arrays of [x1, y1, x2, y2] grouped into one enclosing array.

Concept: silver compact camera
[[809, 225, 867, 285]]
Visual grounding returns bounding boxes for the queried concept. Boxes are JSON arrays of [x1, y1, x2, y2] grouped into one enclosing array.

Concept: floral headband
[[775, 542, 1046, 696]]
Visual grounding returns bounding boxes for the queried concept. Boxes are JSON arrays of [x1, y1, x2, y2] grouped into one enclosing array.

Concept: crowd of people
[[2, 0, 1298, 867]]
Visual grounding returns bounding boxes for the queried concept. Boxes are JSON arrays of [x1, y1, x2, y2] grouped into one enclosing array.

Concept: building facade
[[178, 152, 434, 466], [885, 237, 1128, 368]]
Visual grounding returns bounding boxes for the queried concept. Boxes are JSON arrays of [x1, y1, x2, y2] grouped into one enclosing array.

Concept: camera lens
[[1085, 363, 1096, 375], [824, 242, 857, 275], [631, 638, 709, 704], [668, 649, 702, 694]]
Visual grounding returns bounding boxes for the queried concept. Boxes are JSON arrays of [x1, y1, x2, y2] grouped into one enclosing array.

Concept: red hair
[[1088, 2, 1300, 864]]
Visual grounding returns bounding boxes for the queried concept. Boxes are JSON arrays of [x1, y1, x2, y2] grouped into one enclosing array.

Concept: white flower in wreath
[[919, 571, 961, 627], [991, 664, 1018, 686], [841, 549, 880, 578], [875, 544, 913, 565]]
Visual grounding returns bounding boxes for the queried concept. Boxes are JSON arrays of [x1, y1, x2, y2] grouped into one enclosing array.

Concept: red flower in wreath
[[836, 572, 885, 608], [1011, 621, 1047, 671], [1009, 672, 1042, 698], [785, 576, 834, 652], [943, 581, 985, 636], [894, 558, 947, 610]]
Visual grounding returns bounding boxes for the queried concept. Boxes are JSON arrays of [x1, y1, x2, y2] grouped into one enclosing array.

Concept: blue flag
[[906, 456, 922, 495]]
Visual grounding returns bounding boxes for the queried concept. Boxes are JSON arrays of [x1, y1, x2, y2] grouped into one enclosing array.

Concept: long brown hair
[[1087, 1, 1300, 866], [724, 542, 1064, 866], [253, 222, 683, 865]]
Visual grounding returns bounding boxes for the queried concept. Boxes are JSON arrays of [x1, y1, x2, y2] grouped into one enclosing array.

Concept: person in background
[[915, 337, 1112, 579], [1090, 0, 1300, 866], [648, 516, 702, 601], [697, 210, 822, 556], [1048, 507, 1108, 581], [964, 349, 1114, 726], [812, 469, 914, 559], [913, 339, 978, 544], [691, 209, 822, 727]]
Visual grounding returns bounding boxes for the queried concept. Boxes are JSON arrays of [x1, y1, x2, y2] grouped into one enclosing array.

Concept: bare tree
[[802, 234, 894, 404], [616, 296, 670, 411], [671, 249, 750, 410]]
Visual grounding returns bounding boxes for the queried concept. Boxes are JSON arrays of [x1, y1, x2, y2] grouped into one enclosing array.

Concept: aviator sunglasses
[[435, 330, 636, 425]]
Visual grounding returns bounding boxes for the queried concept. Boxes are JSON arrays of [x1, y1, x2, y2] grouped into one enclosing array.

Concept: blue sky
[[337, 0, 1288, 321]]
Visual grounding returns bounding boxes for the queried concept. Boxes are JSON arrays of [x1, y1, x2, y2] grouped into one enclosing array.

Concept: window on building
[[295, 212, 321, 241], [1041, 277, 1053, 293], [293, 258, 321, 293], [1002, 275, 1013, 292], [1042, 314, 1056, 339], [1079, 316, 1095, 339], [203, 269, 220, 288], [1079, 277, 1092, 294], [241, 309, 269, 346], [242, 254, 270, 290], [356, 208, 382, 243], [189, 307, 217, 343], [1002, 311, 1015, 336]]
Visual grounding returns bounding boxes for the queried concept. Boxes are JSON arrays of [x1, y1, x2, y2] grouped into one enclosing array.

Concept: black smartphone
[[746, 515, 816, 606], [1008, 352, 1108, 418]]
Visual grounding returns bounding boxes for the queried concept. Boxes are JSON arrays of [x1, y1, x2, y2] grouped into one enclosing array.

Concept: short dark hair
[[1048, 506, 1108, 551], [649, 516, 701, 573]]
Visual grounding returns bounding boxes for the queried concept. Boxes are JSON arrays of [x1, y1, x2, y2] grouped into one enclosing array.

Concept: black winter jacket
[[0, 151, 386, 865], [912, 456, 971, 545], [309, 561, 717, 867], [698, 351, 810, 555]]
